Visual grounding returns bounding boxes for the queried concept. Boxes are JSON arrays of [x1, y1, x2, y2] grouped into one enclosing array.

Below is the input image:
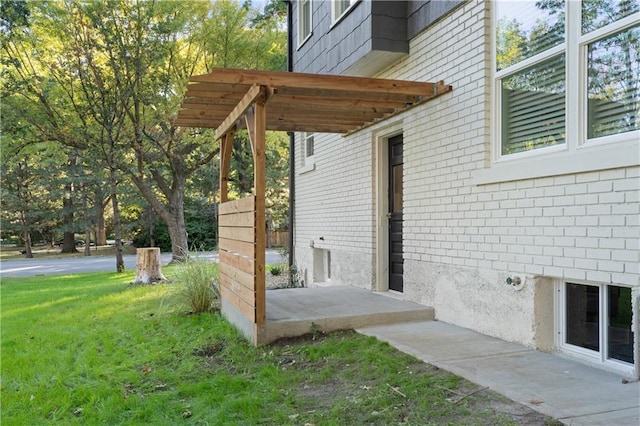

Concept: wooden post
[[245, 99, 267, 337], [132, 247, 166, 284], [220, 131, 234, 204]]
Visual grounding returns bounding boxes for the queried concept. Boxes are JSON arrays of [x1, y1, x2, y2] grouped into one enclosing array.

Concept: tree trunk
[[61, 155, 78, 254], [132, 247, 166, 284], [167, 215, 189, 263], [82, 187, 91, 256], [61, 198, 78, 253], [95, 191, 108, 246], [84, 229, 92, 256], [23, 228, 33, 259], [109, 168, 125, 273], [167, 191, 188, 263]]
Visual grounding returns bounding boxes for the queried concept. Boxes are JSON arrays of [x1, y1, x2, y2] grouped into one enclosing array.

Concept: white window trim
[[331, 0, 359, 27], [297, 0, 312, 49], [555, 279, 636, 377], [299, 132, 315, 174], [476, 4, 640, 185]]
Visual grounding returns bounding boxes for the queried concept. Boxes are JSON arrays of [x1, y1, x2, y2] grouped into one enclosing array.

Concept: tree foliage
[[1, 0, 288, 263]]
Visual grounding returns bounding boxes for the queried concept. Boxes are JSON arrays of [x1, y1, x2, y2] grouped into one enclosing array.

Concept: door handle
[[386, 213, 392, 219]]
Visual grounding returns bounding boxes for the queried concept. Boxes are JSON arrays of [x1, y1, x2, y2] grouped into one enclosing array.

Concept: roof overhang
[[176, 68, 452, 138]]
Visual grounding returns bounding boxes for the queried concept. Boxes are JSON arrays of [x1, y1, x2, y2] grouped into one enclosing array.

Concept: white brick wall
[[294, 131, 375, 288], [293, 1, 639, 349]]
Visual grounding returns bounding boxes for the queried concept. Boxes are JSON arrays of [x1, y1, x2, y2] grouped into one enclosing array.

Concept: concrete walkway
[[263, 286, 639, 424], [359, 321, 640, 426]]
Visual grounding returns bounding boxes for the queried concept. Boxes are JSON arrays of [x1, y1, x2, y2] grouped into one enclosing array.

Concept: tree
[[1, 0, 289, 265], [0, 134, 63, 257]]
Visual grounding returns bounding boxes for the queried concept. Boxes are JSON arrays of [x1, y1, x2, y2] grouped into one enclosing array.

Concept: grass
[[1, 270, 559, 425]]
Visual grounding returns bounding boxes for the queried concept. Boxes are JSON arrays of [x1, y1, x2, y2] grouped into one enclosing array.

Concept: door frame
[[374, 122, 403, 292]]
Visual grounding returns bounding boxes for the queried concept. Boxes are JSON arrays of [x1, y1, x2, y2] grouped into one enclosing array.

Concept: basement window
[[558, 281, 635, 374]]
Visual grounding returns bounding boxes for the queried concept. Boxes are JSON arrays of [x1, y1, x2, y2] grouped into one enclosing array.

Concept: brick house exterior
[[289, 0, 639, 377]]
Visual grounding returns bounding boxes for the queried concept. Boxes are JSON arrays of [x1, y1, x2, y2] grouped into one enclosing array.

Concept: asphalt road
[[0, 250, 286, 278]]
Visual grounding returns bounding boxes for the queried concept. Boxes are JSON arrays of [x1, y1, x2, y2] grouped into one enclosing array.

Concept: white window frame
[[300, 132, 315, 173], [297, 0, 312, 48], [556, 279, 636, 376], [331, 0, 358, 25], [476, 2, 640, 185]]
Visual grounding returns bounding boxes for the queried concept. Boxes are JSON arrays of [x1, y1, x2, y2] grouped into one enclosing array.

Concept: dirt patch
[[273, 331, 562, 425]]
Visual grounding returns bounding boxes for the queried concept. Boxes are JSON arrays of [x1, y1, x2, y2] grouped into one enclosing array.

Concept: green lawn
[[1, 269, 558, 425]]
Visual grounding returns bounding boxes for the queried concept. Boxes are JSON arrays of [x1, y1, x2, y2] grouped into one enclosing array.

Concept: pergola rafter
[[176, 68, 452, 345]]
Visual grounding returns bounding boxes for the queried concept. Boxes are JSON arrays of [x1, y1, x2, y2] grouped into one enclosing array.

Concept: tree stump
[[132, 248, 166, 284]]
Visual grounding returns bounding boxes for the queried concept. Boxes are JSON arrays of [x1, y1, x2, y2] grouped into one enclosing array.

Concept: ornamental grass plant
[[173, 255, 219, 314]]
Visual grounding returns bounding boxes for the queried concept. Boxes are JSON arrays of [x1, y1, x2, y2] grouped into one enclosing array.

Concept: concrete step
[[264, 286, 434, 343]]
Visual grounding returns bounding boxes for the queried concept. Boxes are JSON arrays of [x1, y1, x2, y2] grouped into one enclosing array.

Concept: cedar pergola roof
[[175, 68, 452, 137]]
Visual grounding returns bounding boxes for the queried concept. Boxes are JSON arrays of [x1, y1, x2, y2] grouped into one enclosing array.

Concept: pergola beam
[[215, 84, 268, 140], [190, 68, 437, 96]]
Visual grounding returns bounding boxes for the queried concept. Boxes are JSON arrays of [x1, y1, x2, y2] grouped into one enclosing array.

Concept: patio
[[262, 286, 434, 343]]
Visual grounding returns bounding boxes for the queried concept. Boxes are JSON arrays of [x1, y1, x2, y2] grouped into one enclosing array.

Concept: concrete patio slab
[[359, 320, 640, 426], [263, 286, 434, 343]]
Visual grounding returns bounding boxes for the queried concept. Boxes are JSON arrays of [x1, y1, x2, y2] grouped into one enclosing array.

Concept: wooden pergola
[[176, 68, 452, 345]]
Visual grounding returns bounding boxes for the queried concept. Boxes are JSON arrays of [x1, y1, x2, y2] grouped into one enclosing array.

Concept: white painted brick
[[612, 203, 639, 214], [599, 169, 626, 180], [574, 194, 599, 205], [566, 227, 587, 237], [612, 249, 639, 262], [626, 167, 640, 177], [575, 238, 599, 248], [555, 237, 576, 247], [534, 198, 553, 207], [625, 262, 640, 274], [586, 270, 612, 282], [586, 248, 611, 260], [576, 171, 600, 183], [553, 195, 575, 206], [543, 266, 564, 277], [588, 227, 612, 238], [544, 246, 563, 256], [575, 258, 598, 270], [564, 247, 586, 258], [565, 184, 588, 195], [564, 269, 587, 280], [611, 273, 640, 286], [599, 238, 625, 249], [613, 179, 639, 191], [588, 181, 613, 193], [598, 260, 625, 273], [598, 192, 625, 204], [554, 257, 574, 268], [576, 216, 599, 226], [599, 216, 625, 226], [626, 214, 639, 227], [564, 205, 587, 216]]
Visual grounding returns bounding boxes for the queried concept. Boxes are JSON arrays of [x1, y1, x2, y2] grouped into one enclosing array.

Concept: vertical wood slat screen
[[218, 196, 258, 323]]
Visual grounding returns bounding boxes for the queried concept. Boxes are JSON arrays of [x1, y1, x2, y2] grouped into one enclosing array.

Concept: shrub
[[270, 264, 284, 276], [174, 256, 219, 313]]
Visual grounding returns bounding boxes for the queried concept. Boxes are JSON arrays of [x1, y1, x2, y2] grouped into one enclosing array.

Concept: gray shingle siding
[[291, 0, 464, 76]]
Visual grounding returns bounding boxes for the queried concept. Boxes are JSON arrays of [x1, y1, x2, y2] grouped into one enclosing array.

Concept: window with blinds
[[501, 55, 566, 155], [587, 25, 640, 139], [495, 1, 639, 159]]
